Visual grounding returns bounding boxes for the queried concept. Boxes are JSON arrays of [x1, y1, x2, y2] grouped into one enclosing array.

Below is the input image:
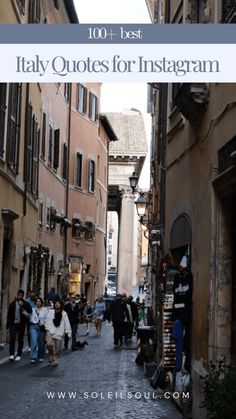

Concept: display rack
[[162, 272, 176, 369]]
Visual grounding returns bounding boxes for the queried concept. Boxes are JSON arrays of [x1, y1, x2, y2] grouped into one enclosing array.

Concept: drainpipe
[[64, 84, 72, 268], [23, 83, 30, 216]]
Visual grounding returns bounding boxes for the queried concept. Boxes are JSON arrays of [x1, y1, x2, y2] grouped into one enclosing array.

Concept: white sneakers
[[30, 359, 36, 364], [9, 355, 21, 361]]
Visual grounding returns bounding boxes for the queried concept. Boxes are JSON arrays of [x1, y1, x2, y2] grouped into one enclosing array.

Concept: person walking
[[45, 300, 71, 366], [128, 295, 139, 332], [26, 289, 36, 352], [7, 289, 32, 361], [94, 296, 106, 336], [29, 297, 48, 363], [83, 301, 94, 335], [109, 294, 130, 348], [63, 294, 80, 351]]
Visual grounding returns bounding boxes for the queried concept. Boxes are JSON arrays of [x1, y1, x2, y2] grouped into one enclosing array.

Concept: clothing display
[[172, 319, 184, 370], [172, 270, 193, 325]]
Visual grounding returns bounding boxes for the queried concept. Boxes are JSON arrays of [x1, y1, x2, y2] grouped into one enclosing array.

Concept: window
[[108, 244, 112, 254], [53, 129, 60, 170], [85, 221, 95, 241], [62, 142, 67, 180], [38, 201, 43, 227], [108, 257, 112, 266], [54, 0, 59, 9], [89, 92, 98, 122], [172, 83, 181, 106], [1, 84, 22, 172], [64, 83, 70, 102], [72, 218, 83, 239], [46, 206, 50, 229], [48, 124, 53, 166], [222, 0, 236, 23], [88, 158, 95, 192], [28, 0, 41, 23], [26, 106, 39, 195], [77, 84, 87, 114], [76, 152, 83, 187], [16, 0, 25, 15], [108, 231, 112, 239], [0, 83, 7, 160], [41, 112, 46, 159]]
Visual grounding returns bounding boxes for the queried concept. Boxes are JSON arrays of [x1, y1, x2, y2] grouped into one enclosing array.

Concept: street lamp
[[129, 172, 139, 193], [134, 192, 147, 220]]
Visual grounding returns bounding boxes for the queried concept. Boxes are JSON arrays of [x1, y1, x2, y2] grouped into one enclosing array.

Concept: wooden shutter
[[29, 0, 40, 23], [6, 83, 21, 171], [88, 92, 92, 119], [48, 124, 53, 165], [76, 152, 82, 187], [26, 103, 33, 186], [0, 83, 7, 159], [62, 142, 67, 180], [83, 87, 87, 113], [32, 118, 38, 195], [53, 128, 60, 170], [41, 112, 46, 158]]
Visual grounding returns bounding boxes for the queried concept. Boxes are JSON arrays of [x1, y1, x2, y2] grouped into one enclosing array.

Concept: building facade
[[146, 1, 236, 418], [0, 1, 115, 341]]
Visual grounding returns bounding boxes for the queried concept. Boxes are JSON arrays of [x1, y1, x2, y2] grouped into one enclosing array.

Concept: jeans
[[64, 324, 77, 350], [113, 322, 124, 345], [9, 323, 25, 356], [30, 324, 46, 359]]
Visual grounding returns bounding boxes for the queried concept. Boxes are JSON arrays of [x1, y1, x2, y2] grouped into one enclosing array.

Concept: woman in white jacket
[[45, 300, 71, 366]]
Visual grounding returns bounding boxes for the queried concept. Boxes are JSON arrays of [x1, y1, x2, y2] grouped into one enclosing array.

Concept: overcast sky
[[74, 0, 151, 188]]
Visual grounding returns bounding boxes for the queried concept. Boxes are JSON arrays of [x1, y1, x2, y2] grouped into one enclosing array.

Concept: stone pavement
[[0, 322, 182, 419]]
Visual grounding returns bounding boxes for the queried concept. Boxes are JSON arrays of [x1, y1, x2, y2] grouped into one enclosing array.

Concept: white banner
[[0, 44, 235, 82]]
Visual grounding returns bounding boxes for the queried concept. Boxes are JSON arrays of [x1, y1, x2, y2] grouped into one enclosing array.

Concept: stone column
[[117, 186, 135, 296]]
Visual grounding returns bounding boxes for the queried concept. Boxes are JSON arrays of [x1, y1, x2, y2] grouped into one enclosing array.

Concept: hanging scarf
[[53, 310, 62, 327]]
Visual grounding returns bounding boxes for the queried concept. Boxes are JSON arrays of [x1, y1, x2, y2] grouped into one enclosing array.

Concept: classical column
[[117, 186, 135, 296]]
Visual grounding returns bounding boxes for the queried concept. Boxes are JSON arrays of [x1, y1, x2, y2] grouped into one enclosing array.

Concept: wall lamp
[[129, 172, 139, 193]]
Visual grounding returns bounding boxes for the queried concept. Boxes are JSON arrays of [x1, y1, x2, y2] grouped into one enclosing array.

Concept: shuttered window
[[88, 158, 95, 192], [41, 112, 46, 159], [26, 103, 33, 186], [77, 84, 87, 114], [28, 0, 41, 23], [62, 142, 67, 180], [48, 124, 53, 166], [32, 119, 39, 195], [85, 221, 95, 241], [6, 83, 21, 172], [26, 104, 39, 195], [0, 83, 7, 159], [16, 0, 25, 15], [76, 152, 82, 187], [53, 129, 60, 170], [89, 92, 98, 122]]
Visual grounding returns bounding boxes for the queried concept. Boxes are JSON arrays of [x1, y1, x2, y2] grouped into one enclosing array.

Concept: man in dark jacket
[[64, 294, 80, 351], [109, 294, 130, 347], [7, 289, 32, 361]]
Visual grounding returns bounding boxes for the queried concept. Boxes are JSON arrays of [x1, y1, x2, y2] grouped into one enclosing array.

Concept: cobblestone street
[[0, 323, 182, 419]]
